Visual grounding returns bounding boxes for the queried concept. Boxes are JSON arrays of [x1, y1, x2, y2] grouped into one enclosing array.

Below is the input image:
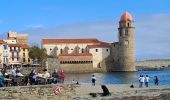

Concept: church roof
[[42, 38, 100, 44], [87, 44, 110, 48], [120, 12, 133, 21]]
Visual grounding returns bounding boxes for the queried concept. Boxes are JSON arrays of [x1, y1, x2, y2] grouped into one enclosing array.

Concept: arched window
[[82, 48, 84, 53], [60, 49, 63, 54], [127, 23, 130, 27], [125, 28, 128, 36]]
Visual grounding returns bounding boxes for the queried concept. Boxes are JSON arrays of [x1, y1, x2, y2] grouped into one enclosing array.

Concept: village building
[[0, 32, 32, 68], [0, 40, 8, 68]]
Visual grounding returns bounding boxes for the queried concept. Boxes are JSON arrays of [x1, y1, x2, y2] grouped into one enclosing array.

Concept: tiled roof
[[42, 38, 100, 44], [87, 44, 110, 48], [20, 43, 30, 49], [8, 44, 22, 47], [8, 43, 30, 48], [59, 53, 92, 56], [0, 40, 6, 44]]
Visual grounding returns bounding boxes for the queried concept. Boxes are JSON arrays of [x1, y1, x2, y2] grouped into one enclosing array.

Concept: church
[[42, 12, 136, 72]]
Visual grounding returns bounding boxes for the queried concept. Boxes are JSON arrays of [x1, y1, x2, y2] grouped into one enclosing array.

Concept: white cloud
[[25, 24, 44, 28], [21, 13, 170, 60]]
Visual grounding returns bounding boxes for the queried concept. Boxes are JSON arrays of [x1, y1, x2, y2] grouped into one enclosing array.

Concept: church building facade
[[42, 12, 136, 72]]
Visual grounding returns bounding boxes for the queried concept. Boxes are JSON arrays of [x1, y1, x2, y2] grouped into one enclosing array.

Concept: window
[[28, 58, 30, 62], [18, 47, 21, 51], [6, 58, 8, 63], [23, 58, 25, 62], [96, 49, 98, 52], [17, 52, 19, 57], [50, 48, 52, 51], [60, 49, 63, 54], [3, 58, 5, 63], [106, 49, 109, 52], [17, 57, 19, 61], [3, 45, 7, 50], [10, 47, 12, 51], [128, 23, 130, 27], [125, 28, 128, 36], [124, 40, 129, 45], [14, 47, 16, 51], [82, 48, 84, 53], [23, 53, 25, 57], [23, 48, 25, 51], [12, 58, 14, 61], [12, 52, 14, 58]]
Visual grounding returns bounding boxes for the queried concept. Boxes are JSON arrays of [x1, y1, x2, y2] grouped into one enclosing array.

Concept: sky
[[0, 0, 170, 60]]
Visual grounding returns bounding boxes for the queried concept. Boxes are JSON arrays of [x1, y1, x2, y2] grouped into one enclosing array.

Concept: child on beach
[[145, 75, 149, 87], [92, 75, 96, 86]]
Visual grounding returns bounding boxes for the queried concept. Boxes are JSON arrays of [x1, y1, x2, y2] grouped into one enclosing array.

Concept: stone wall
[[0, 84, 77, 100], [60, 63, 94, 73]]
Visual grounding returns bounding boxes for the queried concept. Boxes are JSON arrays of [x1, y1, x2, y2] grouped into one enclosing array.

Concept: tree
[[29, 46, 48, 67]]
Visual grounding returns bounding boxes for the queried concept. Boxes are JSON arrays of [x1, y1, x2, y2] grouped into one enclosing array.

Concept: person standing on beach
[[139, 75, 143, 88], [145, 75, 149, 87], [92, 75, 96, 86], [154, 76, 159, 86], [139, 75, 144, 88]]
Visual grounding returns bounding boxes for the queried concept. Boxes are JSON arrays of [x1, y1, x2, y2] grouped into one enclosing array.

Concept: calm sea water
[[65, 70, 170, 86]]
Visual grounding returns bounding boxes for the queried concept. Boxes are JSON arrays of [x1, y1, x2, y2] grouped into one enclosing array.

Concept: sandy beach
[[0, 83, 170, 100], [72, 83, 170, 99]]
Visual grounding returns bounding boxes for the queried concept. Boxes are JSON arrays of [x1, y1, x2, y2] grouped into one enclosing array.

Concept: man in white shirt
[[145, 75, 149, 87]]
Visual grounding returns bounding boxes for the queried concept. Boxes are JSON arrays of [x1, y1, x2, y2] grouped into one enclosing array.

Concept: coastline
[[0, 83, 170, 100]]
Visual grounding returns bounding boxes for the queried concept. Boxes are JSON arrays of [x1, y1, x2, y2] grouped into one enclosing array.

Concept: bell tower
[[118, 12, 136, 71]]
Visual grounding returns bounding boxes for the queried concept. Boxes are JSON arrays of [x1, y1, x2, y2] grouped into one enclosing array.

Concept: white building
[[42, 38, 110, 68]]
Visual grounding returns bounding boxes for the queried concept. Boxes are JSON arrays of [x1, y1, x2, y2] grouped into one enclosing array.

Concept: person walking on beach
[[145, 75, 149, 87], [154, 76, 159, 86], [92, 75, 96, 86], [139, 75, 144, 88]]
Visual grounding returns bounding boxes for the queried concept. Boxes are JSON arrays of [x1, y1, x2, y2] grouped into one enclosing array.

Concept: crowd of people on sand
[[138, 75, 159, 88], [0, 68, 65, 87]]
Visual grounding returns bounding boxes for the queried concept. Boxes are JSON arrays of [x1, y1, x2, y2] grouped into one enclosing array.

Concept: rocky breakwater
[[0, 84, 77, 100]]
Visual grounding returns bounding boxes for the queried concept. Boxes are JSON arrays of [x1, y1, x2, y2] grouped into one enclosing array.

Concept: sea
[[65, 70, 170, 86]]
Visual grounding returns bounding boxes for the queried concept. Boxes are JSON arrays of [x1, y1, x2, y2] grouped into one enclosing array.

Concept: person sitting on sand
[[101, 85, 110, 96]]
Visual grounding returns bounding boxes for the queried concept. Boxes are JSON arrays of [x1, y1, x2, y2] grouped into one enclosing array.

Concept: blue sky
[[0, 0, 170, 60]]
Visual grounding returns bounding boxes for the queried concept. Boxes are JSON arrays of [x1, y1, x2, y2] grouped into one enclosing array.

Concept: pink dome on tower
[[120, 12, 133, 21]]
